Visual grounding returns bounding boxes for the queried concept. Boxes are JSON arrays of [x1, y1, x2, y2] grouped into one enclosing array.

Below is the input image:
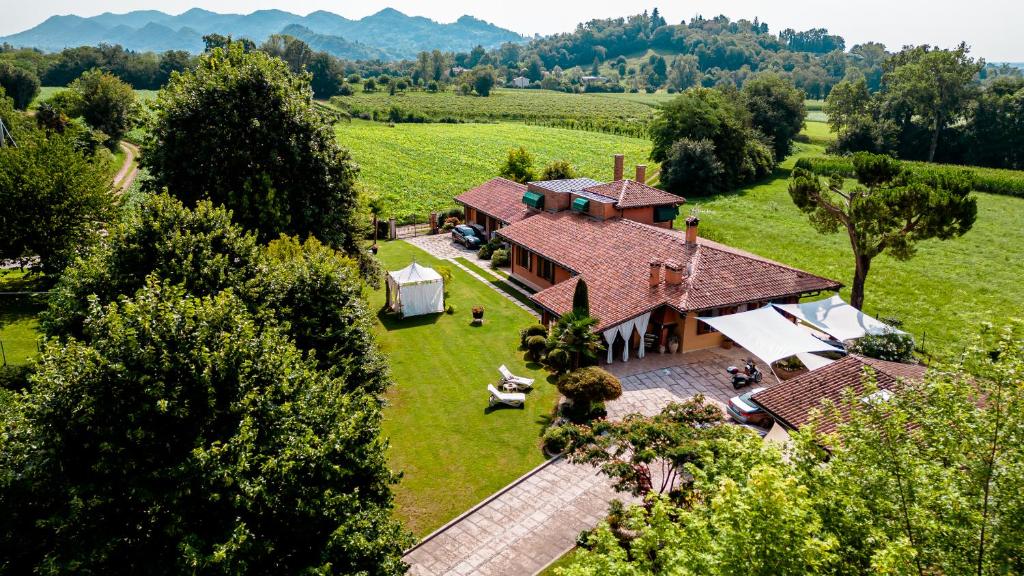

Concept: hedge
[[794, 156, 1024, 198]]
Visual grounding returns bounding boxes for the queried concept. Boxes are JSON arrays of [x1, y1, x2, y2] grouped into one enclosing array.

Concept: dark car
[[452, 224, 484, 248], [726, 387, 771, 426]]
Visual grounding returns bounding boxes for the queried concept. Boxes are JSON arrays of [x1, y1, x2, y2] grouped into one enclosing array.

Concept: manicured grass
[[371, 240, 558, 537], [0, 272, 45, 366], [336, 120, 655, 218], [679, 141, 1024, 355], [801, 120, 834, 146], [454, 257, 540, 313]]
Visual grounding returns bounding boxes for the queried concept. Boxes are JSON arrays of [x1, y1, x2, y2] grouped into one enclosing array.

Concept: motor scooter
[[727, 359, 762, 389]]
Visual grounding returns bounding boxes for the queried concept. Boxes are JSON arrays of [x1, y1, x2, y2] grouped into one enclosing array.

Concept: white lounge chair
[[488, 384, 526, 408], [498, 365, 535, 390]]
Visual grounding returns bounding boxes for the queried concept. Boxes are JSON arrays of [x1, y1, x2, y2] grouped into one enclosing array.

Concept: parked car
[[452, 224, 484, 248], [468, 223, 488, 241], [726, 387, 771, 426]]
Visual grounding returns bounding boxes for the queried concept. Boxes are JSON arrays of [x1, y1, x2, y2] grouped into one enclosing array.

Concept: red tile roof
[[751, 355, 927, 434], [496, 211, 840, 331], [583, 179, 683, 209], [454, 178, 529, 225]]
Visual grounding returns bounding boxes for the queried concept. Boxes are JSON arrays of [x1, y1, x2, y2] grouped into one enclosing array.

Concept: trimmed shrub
[[490, 248, 510, 268], [545, 348, 571, 374], [520, 323, 548, 348], [477, 243, 494, 260], [542, 424, 577, 454], [441, 216, 460, 231], [557, 367, 622, 410], [526, 335, 547, 362]]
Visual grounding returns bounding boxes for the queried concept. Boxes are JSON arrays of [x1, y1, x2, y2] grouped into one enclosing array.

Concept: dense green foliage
[[51, 69, 139, 144], [795, 155, 1024, 198], [0, 43, 195, 90], [544, 311, 603, 374], [659, 138, 722, 197], [1, 282, 409, 574], [560, 324, 1024, 575], [541, 159, 577, 181], [825, 44, 1024, 170], [789, 152, 977, 308], [0, 62, 39, 110], [741, 72, 807, 159], [0, 98, 115, 275], [651, 86, 779, 195], [498, 146, 535, 183], [143, 43, 364, 256]]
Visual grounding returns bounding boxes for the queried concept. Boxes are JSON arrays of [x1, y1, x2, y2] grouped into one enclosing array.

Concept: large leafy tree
[[741, 72, 807, 160], [59, 69, 139, 145], [1, 281, 409, 574], [966, 77, 1024, 170], [0, 62, 40, 111], [43, 194, 390, 396], [0, 114, 115, 275], [788, 153, 977, 309], [142, 42, 364, 255], [498, 146, 535, 183], [883, 43, 983, 162]]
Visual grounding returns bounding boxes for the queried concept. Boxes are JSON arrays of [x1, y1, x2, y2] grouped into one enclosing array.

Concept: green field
[[371, 241, 557, 536], [330, 87, 663, 136], [801, 120, 834, 147], [335, 120, 656, 219], [0, 272, 45, 367], [680, 140, 1024, 355]]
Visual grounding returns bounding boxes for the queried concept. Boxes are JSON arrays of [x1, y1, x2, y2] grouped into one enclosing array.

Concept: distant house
[[450, 66, 468, 76], [455, 155, 841, 362], [751, 355, 926, 434], [580, 75, 608, 84], [510, 76, 530, 88]]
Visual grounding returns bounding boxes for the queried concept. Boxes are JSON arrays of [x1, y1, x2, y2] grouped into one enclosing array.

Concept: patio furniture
[[498, 365, 535, 390], [488, 384, 526, 408]]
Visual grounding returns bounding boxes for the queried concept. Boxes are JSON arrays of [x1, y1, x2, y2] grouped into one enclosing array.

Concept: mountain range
[[0, 8, 525, 61]]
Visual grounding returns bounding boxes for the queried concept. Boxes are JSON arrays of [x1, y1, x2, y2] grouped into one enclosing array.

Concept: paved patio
[[405, 234, 477, 260], [402, 347, 770, 576]]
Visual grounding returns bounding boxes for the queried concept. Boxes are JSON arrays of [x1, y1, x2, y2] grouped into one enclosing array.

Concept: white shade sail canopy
[[773, 295, 905, 341], [387, 262, 444, 317], [698, 306, 841, 365], [795, 352, 836, 371]]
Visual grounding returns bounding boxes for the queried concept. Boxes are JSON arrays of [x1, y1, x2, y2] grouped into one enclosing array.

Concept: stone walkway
[[403, 348, 766, 576]]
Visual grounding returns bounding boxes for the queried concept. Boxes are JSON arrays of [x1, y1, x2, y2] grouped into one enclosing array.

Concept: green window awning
[[654, 204, 679, 222], [523, 190, 544, 209], [572, 197, 590, 212]]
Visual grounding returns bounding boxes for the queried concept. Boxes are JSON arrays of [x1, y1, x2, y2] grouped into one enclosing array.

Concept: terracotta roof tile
[[583, 180, 683, 208], [496, 211, 841, 331], [454, 178, 529, 225], [751, 355, 926, 434]]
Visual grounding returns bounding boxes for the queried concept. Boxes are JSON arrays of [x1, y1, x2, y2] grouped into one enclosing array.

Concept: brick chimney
[[649, 258, 662, 287], [635, 164, 647, 183], [685, 216, 700, 244], [613, 154, 624, 181], [663, 259, 683, 285]]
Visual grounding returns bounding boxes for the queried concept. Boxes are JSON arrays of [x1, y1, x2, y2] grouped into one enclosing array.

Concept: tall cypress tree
[[573, 278, 590, 316]]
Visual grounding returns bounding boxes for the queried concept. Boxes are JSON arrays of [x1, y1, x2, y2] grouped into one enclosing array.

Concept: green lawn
[[0, 272, 45, 366], [539, 547, 583, 575], [801, 120, 833, 147], [336, 120, 655, 219], [680, 140, 1024, 355], [371, 240, 558, 537], [454, 257, 540, 313]]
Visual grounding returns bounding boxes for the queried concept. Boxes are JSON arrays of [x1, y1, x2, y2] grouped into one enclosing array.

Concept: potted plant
[[472, 306, 485, 324], [370, 244, 379, 255], [667, 335, 679, 354]]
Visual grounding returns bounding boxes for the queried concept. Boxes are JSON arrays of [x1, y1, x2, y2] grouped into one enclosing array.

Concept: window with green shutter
[[654, 205, 679, 222], [571, 197, 590, 212], [523, 191, 544, 209]]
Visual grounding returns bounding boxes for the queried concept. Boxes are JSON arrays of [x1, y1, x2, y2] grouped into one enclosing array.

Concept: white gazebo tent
[[386, 262, 444, 317], [773, 294, 906, 342], [698, 306, 842, 379]]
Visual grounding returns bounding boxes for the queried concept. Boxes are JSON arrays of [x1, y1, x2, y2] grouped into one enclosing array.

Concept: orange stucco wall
[[509, 244, 571, 291], [681, 312, 725, 351]]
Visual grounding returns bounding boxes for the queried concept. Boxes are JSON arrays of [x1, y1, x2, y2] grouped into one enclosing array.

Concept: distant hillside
[[0, 8, 524, 60]]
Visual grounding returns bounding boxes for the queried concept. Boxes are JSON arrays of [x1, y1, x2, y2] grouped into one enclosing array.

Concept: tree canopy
[[54, 69, 140, 145], [788, 152, 977, 309], [142, 42, 364, 256], [498, 146, 535, 183]]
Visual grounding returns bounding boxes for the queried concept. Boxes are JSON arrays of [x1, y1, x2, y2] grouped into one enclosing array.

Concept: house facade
[[456, 155, 842, 363]]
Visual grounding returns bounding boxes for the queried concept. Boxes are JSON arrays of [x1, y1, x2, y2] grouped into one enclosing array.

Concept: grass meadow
[[370, 240, 557, 536], [679, 136, 1024, 355], [335, 119, 655, 219]]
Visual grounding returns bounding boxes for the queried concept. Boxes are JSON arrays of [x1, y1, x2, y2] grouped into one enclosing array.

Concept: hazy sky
[[2, 0, 1021, 61]]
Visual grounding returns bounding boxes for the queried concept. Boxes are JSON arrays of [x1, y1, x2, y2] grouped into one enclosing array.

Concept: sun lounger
[[498, 365, 535, 389], [488, 384, 526, 408]]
